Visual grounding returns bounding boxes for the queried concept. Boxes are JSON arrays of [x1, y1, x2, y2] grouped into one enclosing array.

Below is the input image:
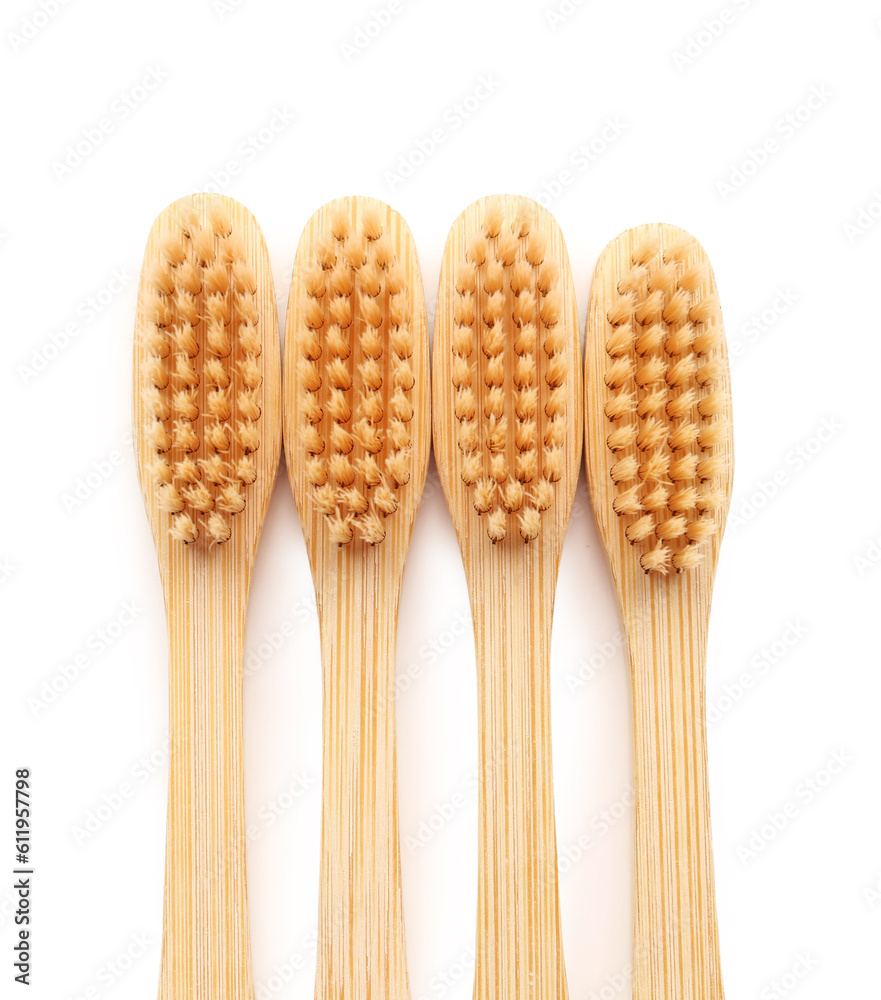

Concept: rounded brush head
[[134, 194, 281, 549], [433, 195, 582, 548], [284, 197, 429, 549], [586, 224, 733, 575]]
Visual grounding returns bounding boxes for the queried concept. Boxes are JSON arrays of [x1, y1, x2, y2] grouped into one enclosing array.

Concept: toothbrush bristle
[[143, 203, 263, 544], [297, 204, 414, 545], [452, 199, 567, 543], [603, 231, 728, 573]]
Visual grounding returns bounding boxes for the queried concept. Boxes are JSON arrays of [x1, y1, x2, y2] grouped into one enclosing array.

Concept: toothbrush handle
[[315, 566, 409, 1000], [624, 579, 725, 1000], [158, 573, 253, 1000], [471, 590, 568, 1000]]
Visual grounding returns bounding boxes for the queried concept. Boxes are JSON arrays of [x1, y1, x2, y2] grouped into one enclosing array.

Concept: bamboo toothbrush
[[133, 194, 281, 1000], [433, 195, 581, 1000], [283, 196, 429, 1000], [584, 224, 733, 999]]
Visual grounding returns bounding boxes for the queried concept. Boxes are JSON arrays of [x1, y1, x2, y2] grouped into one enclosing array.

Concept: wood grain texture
[[133, 194, 282, 1000], [584, 223, 733, 1000], [433, 195, 581, 1000], [284, 197, 430, 1000]]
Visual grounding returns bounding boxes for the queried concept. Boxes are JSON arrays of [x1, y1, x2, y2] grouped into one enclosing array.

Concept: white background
[[2, 1, 880, 998]]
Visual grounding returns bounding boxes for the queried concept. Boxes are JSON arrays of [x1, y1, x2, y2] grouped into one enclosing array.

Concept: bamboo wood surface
[[433, 195, 582, 1000], [284, 197, 430, 1000], [584, 224, 733, 1000], [133, 194, 282, 1000]]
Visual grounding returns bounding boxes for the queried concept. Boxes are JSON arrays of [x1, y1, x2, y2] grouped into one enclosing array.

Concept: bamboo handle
[[624, 579, 724, 1000], [158, 569, 253, 1000], [471, 591, 567, 1000], [314, 559, 409, 1000]]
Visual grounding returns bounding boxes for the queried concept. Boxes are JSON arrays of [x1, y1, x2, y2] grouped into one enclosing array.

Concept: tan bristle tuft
[[143, 205, 263, 544], [296, 205, 415, 545], [483, 199, 504, 238], [451, 203, 568, 543], [602, 229, 729, 572]]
